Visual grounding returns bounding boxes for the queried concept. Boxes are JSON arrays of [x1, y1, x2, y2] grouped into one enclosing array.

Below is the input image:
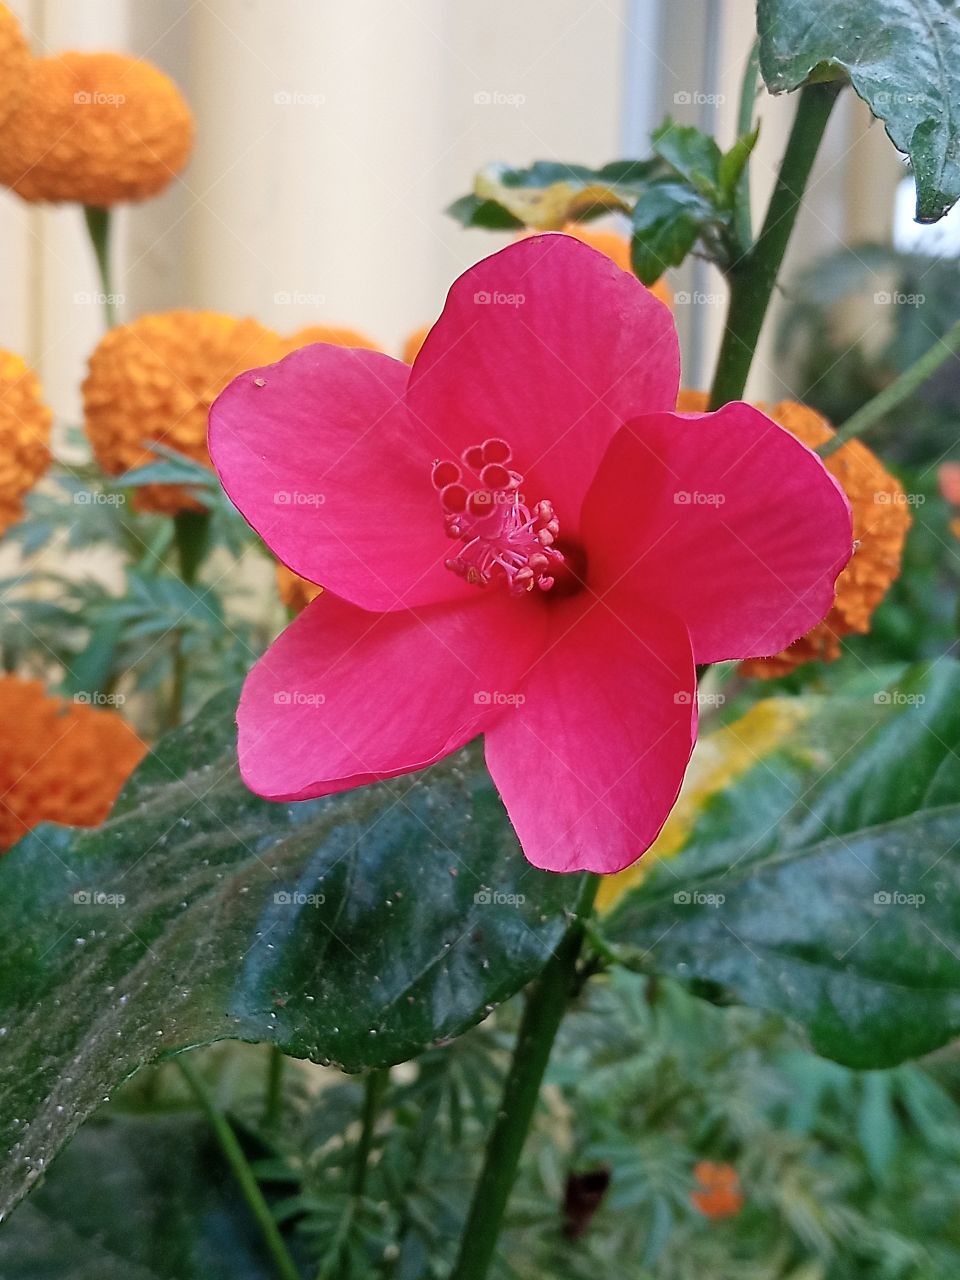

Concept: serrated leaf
[[757, 0, 960, 221], [0, 686, 582, 1217]]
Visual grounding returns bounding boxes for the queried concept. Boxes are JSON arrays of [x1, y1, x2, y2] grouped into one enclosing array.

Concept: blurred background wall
[[0, 0, 904, 422]]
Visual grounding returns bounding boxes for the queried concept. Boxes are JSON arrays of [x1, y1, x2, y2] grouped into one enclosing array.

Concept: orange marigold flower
[[0, 50, 194, 205], [678, 392, 910, 676], [83, 311, 283, 514], [0, 349, 53, 534], [0, 3, 30, 131], [0, 676, 145, 852], [691, 1162, 743, 1220], [276, 563, 322, 613], [281, 325, 379, 355]]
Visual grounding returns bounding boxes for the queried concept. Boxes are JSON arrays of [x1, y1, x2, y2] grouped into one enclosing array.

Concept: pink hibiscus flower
[[209, 235, 852, 874]]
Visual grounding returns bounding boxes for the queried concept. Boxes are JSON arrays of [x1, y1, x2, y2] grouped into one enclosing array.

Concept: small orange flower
[[276, 563, 322, 613], [281, 325, 379, 355], [678, 393, 910, 676], [0, 677, 146, 852], [0, 3, 30, 131], [0, 349, 53, 534], [0, 50, 194, 205], [83, 311, 284, 514], [691, 1162, 743, 1219]]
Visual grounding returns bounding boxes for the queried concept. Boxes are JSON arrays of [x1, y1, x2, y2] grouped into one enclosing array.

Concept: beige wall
[[0, 0, 904, 423]]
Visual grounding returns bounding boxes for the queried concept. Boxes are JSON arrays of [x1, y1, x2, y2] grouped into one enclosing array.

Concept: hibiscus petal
[[238, 591, 546, 800], [209, 345, 467, 611], [484, 596, 696, 873], [406, 234, 680, 530], [580, 403, 853, 663]]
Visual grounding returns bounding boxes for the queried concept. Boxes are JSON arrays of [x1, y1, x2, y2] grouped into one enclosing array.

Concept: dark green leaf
[[604, 662, 960, 1068], [445, 193, 524, 230], [0, 687, 581, 1217], [0, 1112, 280, 1279], [651, 119, 723, 200], [630, 182, 715, 283], [757, 0, 960, 221]]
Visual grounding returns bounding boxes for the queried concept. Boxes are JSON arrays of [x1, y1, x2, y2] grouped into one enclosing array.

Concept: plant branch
[[822, 317, 960, 454], [83, 205, 118, 329], [709, 80, 842, 408], [449, 874, 600, 1280], [177, 1055, 302, 1280]]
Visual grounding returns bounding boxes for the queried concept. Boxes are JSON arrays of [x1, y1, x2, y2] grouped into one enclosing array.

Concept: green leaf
[[717, 125, 761, 206], [0, 687, 581, 1217], [0, 1111, 282, 1278], [603, 662, 960, 1068], [651, 119, 723, 200], [445, 193, 524, 230], [757, 0, 960, 221], [630, 182, 715, 283]]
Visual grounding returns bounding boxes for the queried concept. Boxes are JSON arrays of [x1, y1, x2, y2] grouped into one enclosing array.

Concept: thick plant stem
[[83, 205, 118, 329], [709, 81, 842, 409], [450, 875, 600, 1280], [177, 1056, 302, 1280], [822, 317, 960, 455], [352, 1067, 389, 1197]]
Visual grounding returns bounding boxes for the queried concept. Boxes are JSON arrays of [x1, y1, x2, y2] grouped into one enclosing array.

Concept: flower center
[[432, 437, 564, 595]]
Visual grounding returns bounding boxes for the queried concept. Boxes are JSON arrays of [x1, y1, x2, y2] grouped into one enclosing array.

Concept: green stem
[[822, 317, 960, 455], [449, 875, 600, 1280], [733, 40, 760, 251], [167, 510, 211, 730], [352, 1067, 389, 1198], [173, 509, 212, 585], [709, 81, 842, 409], [83, 205, 118, 329], [177, 1056, 302, 1280], [263, 1044, 285, 1129]]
